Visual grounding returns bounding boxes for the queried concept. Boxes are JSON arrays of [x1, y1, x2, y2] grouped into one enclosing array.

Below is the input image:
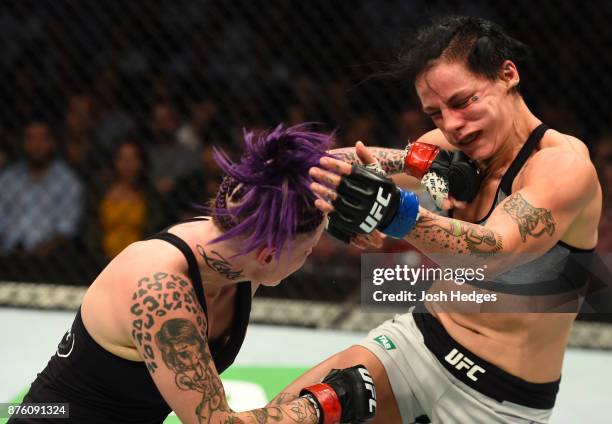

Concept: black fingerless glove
[[330, 165, 401, 235], [326, 212, 355, 244], [300, 364, 377, 424], [428, 150, 482, 202]]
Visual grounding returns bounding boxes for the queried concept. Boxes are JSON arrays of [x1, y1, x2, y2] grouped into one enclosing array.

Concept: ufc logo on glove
[[358, 367, 378, 414], [330, 165, 420, 240], [359, 188, 392, 233]]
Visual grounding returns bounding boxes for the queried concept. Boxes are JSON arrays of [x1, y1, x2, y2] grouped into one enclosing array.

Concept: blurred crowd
[[0, 90, 431, 290], [0, 0, 609, 297]]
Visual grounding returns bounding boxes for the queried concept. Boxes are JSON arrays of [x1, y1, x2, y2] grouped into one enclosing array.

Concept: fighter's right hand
[[300, 364, 377, 424], [405, 141, 482, 209]]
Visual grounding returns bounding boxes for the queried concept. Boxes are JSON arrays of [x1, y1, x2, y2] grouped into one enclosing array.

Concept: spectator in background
[[166, 144, 223, 222], [0, 119, 83, 256], [85, 138, 166, 260], [146, 101, 200, 195], [62, 93, 106, 187], [593, 135, 612, 253]]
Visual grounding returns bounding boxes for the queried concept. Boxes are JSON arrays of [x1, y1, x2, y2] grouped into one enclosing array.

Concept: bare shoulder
[[520, 131, 598, 198], [103, 239, 189, 296], [540, 129, 591, 159], [81, 239, 192, 352], [518, 129, 601, 247], [526, 145, 596, 183]]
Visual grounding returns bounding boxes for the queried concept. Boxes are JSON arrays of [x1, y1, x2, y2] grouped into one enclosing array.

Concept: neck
[[480, 96, 541, 178], [115, 179, 139, 190], [195, 220, 252, 290]]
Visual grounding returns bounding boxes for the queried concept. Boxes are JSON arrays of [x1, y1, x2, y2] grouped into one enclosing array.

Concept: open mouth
[[458, 131, 481, 146]]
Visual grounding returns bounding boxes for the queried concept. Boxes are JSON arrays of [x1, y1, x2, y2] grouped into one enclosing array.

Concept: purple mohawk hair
[[207, 123, 332, 258]]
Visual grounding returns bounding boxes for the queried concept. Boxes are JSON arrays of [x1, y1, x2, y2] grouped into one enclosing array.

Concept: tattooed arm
[[129, 272, 318, 424], [330, 147, 408, 175], [329, 129, 455, 176], [404, 149, 598, 270]]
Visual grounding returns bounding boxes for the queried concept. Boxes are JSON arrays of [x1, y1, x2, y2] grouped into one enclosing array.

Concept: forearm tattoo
[[158, 318, 232, 422], [240, 400, 315, 424], [130, 273, 317, 424], [270, 392, 300, 406], [196, 244, 244, 280], [409, 209, 503, 255], [330, 147, 406, 175], [502, 193, 556, 242]]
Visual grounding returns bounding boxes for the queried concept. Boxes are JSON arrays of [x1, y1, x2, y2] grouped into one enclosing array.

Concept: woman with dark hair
[[11, 124, 377, 424], [276, 16, 602, 424], [96, 138, 166, 259]]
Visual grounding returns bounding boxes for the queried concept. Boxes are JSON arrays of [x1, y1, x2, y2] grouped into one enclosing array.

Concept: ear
[[500, 60, 520, 91], [255, 246, 276, 265]]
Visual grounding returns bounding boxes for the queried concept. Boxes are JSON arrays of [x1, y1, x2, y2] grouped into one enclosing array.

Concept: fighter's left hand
[[310, 141, 379, 213], [312, 140, 420, 240], [312, 141, 387, 248]]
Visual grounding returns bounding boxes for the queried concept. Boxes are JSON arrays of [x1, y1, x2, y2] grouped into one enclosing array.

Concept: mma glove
[[300, 364, 377, 424], [405, 141, 482, 209], [326, 213, 355, 244], [329, 165, 419, 239], [326, 142, 481, 243]]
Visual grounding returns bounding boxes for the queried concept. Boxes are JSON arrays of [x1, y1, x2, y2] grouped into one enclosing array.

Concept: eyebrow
[[447, 91, 471, 105], [422, 90, 472, 114]]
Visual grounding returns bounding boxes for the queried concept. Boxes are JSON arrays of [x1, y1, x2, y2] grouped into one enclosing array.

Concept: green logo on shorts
[[373, 335, 396, 350]]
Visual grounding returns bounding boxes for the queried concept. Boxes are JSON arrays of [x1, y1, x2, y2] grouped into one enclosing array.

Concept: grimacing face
[[416, 60, 519, 161]]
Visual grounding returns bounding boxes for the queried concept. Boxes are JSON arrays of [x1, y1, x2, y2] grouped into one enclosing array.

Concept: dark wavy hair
[[395, 16, 531, 91], [206, 123, 332, 258], [111, 136, 150, 189]]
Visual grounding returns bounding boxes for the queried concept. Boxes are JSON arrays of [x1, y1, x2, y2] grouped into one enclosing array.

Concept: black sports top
[[11, 224, 252, 423]]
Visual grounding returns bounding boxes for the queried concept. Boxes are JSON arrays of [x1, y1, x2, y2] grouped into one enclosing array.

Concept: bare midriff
[[431, 310, 574, 383]]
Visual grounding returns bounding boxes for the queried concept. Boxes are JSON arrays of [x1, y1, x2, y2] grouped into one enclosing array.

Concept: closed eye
[[452, 97, 471, 109]]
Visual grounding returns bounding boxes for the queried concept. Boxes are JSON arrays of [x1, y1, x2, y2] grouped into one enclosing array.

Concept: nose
[[441, 108, 465, 134]]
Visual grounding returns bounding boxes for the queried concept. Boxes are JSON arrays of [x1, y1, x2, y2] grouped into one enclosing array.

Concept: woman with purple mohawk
[[11, 124, 377, 424]]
